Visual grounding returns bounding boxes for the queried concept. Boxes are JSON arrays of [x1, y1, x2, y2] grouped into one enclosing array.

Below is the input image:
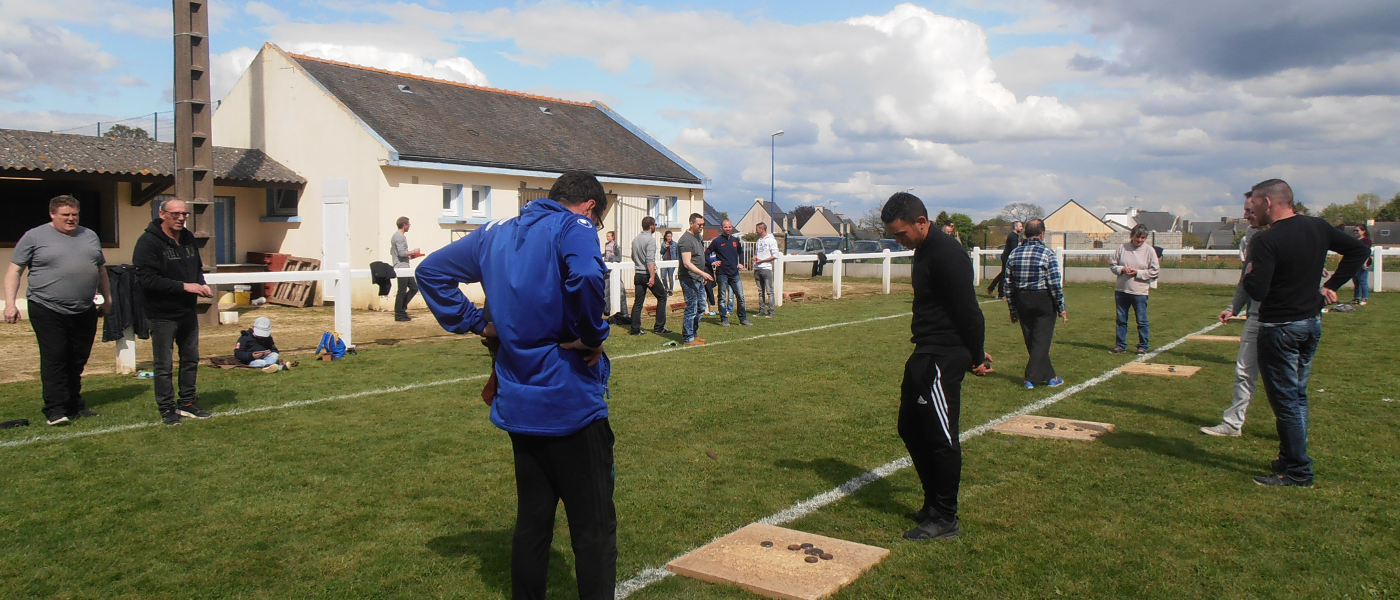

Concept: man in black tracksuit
[[882, 192, 992, 540], [132, 199, 214, 425]]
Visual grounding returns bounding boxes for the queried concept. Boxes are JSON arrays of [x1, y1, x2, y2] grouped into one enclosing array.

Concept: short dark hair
[[881, 192, 927, 225], [1130, 224, 1148, 238], [396, 216, 410, 229], [549, 171, 608, 221], [1249, 179, 1293, 207], [689, 212, 704, 225], [641, 216, 656, 230], [1024, 219, 1046, 238], [756, 221, 767, 230], [1357, 224, 1368, 236], [49, 195, 80, 213]]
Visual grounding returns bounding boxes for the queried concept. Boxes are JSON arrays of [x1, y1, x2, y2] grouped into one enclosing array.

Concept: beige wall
[[736, 199, 785, 236], [799, 208, 841, 237], [212, 43, 708, 308], [1045, 201, 1114, 235]]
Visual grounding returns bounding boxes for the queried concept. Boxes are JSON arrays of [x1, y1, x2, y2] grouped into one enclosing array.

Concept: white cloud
[[211, 46, 258, 103], [283, 43, 488, 86], [0, 20, 118, 98]]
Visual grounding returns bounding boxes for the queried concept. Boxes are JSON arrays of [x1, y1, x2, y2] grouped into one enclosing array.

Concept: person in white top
[[752, 221, 780, 317]]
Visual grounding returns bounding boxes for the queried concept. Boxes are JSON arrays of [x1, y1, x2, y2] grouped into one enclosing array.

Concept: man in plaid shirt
[[1005, 219, 1067, 388]]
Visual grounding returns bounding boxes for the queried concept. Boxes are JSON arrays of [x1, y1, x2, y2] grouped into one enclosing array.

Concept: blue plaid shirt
[[1005, 237, 1065, 318]]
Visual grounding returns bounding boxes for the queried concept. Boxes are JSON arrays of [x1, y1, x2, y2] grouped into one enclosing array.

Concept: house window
[[646, 196, 678, 226], [266, 188, 299, 216], [471, 185, 490, 218], [443, 184, 462, 216]]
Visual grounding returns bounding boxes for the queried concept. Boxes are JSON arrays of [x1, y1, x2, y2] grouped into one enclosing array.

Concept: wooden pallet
[[1118, 362, 1201, 377], [666, 523, 889, 600], [1227, 315, 1247, 323], [267, 256, 320, 307], [1187, 334, 1242, 342], [991, 414, 1115, 441]]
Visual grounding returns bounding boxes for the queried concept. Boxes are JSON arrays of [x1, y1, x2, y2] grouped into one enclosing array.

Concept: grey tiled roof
[[704, 201, 725, 226], [1134, 210, 1179, 232], [0, 128, 305, 185], [291, 54, 703, 185]]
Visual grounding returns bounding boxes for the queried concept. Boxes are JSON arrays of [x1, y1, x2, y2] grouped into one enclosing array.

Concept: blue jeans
[[248, 351, 280, 368], [1352, 267, 1370, 301], [1257, 316, 1321, 479], [680, 278, 706, 342], [1114, 291, 1149, 351], [715, 271, 746, 321]]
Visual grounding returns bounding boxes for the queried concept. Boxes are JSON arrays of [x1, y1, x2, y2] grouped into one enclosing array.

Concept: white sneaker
[[1200, 423, 1241, 437], [261, 364, 281, 373]]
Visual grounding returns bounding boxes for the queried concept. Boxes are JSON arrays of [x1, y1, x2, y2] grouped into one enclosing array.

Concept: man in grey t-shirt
[[391, 216, 420, 321], [628, 216, 672, 336], [4, 195, 111, 426], [677, 212, 713, 345]]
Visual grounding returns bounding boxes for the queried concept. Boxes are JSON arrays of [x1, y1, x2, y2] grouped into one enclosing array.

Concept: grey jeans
[[754, 268, 775, 315], [1221, 310, 1260, 430]]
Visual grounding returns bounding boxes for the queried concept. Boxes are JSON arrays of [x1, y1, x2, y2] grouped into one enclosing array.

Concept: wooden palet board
[[1118, 362, 1201, 377], [666, 523, 889, 600], [1227, 315, 1247, 323], [991, 414, 1115, 441], [268, 256, 320, 307], [1187, 334, 1242, 342]]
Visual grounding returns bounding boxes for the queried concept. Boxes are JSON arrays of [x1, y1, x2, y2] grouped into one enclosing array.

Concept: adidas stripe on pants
[[897, 346, 969, 522]]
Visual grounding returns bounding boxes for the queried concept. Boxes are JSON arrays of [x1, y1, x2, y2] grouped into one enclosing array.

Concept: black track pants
[[898, 347, 968, 522], [508, 417, 617, 600]]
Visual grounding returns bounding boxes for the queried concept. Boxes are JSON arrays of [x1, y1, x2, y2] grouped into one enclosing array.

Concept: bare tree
[[858, 205, 884, 231], [792, 205, 817, 229], [999, 202, 1044, 223]]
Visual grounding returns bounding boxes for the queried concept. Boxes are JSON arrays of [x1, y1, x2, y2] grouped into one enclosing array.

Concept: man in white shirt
[[752, 221, 779, 317]]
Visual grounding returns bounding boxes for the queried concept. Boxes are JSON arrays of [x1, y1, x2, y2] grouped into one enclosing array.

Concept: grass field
[[2, 283, 1397, 599]]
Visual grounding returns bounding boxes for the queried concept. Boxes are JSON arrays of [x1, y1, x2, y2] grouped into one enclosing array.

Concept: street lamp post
[[770, 130, 784, 233]]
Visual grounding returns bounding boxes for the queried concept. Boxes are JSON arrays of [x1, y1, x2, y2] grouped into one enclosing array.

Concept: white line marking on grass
[[2, 309, 923, 450], [613, 319, 1224, 599]]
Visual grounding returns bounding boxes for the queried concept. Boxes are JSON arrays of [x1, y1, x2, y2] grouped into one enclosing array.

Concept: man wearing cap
[[235, 317, 286, 373], [4, 195, 111, 426]]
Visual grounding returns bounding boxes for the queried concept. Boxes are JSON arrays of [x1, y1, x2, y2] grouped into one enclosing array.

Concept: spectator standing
[[603, 231, 627, 316], [1241, 179, 1369, 487], [752, 221, 779, 317], [659, 230, 677, 294], [1109, 224, 1161, 354], [987, 221, 1022, 298], [1005, 219, 1066, 389], [706, 219, 751, 327], [1202, 198, 1265, 437], [629, 216, 672, 336], [677, 213, 713, 345], [881, 193, 992, 541], [235, 316, 288, 373], [416, 171, 616, 600], [4, 195, 111, 426], [133, 198, 214, 426], [391, 217, 421, 322], [1350, 224, 1372, 306]]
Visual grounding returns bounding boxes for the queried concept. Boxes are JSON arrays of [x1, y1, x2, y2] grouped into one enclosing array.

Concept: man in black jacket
[[1241, 179, 1369, 487], [133, 199, 214, 425], [882, 192, 992, 540], [987, 221, 1022, 298]]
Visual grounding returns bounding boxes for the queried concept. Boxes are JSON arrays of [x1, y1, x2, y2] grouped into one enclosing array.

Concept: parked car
[[818, 236, 849, 254], [879, 239, 902, 251], [850, 240, 884, 262], [784, 235, 831, 276]]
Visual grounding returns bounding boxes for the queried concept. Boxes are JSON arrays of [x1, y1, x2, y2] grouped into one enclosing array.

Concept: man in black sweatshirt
[[881, 192, 992, 540], [1241, 179, 1369, 487], [133, 199, 214, 426]]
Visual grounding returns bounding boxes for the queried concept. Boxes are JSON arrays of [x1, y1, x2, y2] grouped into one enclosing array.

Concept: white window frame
[[471, 185, 491, 218], [443, 184, 463, 217]]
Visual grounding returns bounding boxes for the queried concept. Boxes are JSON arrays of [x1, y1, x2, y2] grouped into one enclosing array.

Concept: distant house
[[1046, 200, 1115, 235], [1205, 229, 1237, 249], [0, 128, 304, 317], [798, 207, 850, 238], [1133, 210, 1180, 233], [1371, 222, 1400, 247], [213, 43, 707, 305], [736, 198, 792, 237], [703, 201, 726, 238], [1101, 209, 1137, 231]]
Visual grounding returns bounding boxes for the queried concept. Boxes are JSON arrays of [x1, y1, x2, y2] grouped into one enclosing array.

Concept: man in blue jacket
[[416, 171, 614, 600]]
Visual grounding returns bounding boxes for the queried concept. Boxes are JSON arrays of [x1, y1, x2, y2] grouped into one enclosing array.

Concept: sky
[[4, 0, 1399, 223]]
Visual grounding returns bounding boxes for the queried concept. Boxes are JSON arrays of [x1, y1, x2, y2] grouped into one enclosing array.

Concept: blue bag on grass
[[316, 331, 347, 360]]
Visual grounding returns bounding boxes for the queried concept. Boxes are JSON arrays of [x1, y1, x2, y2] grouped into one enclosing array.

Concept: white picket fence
[[104, 245, 1397, 373]]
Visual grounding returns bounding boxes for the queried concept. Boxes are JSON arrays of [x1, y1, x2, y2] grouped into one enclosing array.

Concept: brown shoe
[[683, 339, 706, 346]]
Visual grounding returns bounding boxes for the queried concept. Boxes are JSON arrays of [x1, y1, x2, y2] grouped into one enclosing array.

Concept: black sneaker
[[628, 330, 648, 336], [720, 319, 731, 327], [904, 517, 962, 540], [739, 320, 753, 326], [654, 328, 675, 335], [1253, 473, 1313, 487], [177, 402, 212, 419], [162, 410, 182, 426], [394, 315, 412, 322], [903, 507, 933, 523], [72, 409, 100, 418]]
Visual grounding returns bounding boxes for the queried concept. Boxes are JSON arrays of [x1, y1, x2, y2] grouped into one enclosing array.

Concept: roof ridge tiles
[[287, 53, 593, 107]]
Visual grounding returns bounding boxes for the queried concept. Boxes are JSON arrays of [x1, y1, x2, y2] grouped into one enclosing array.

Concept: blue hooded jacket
[[415, 198, 610, 436]]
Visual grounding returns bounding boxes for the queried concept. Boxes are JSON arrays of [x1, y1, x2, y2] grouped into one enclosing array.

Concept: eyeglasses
[[163, 211, 190, 218]]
